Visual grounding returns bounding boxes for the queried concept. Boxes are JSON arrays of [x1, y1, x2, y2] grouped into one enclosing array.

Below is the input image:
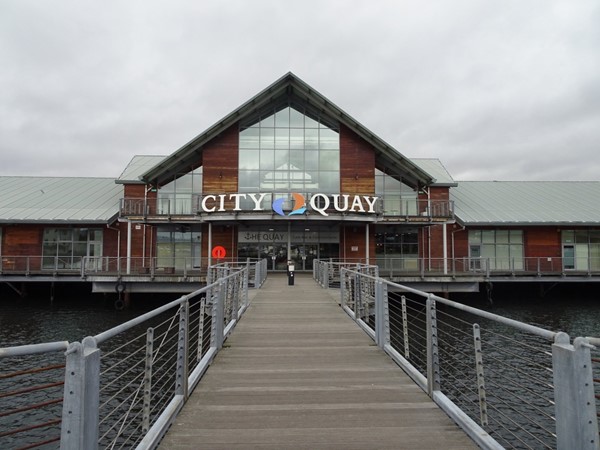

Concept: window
[[562, 230, 600, 271], [239, 106, 340, 196], [158, 168, 202, 215], [375, 227, 419, 270], [42, 228, 103, 270], [375, 169, 418, 216], [468, 230, 523, 270]]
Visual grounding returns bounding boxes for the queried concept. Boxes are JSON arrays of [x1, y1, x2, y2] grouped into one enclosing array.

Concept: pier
[[158, 273, 476, 449]]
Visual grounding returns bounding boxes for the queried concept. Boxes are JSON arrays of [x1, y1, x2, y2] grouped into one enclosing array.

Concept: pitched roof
[[0, 177, 122, 223], [141, 72, 434, 189], [117, 155, 167, 184], [451, 181, 600, 226], [410, 159, 457, 186]]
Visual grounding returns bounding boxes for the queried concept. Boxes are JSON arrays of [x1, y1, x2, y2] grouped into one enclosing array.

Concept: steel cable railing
[[0, 260, 261, 450], [333, 266, 599, 450], [0, 344, 68, 450]]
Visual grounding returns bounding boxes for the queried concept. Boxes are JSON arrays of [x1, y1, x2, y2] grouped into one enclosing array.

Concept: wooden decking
[[159, 273, 478, 449]]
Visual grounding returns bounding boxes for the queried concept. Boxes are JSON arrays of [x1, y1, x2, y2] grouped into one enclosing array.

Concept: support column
[[126, 221, 132, 275], [365, 223, 370, 265], [443, 222, 448, 275], [208, 222, 212, 267]]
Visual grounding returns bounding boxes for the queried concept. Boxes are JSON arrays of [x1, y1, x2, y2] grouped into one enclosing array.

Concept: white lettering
[[363, 196, 379, 213], [229, 193, 246, 211], [332, 194, 349, 212], [201, 195, 216, 212], [349, 195, 365, 212], [218, 194, 226, 212], [310, 194, 330, 216], [248, 193, 267, 211]]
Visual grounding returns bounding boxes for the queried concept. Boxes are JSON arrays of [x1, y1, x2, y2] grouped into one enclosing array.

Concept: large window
[[158, 168, 202, 215], [562, 230, 600, 271], [42, 228, 103, 270], [156, 226, 201, 270], [375, 227, 419, 270], [469, 230, 523, 270], [375, 169, 418, 215], [239, 106, 339, 208]]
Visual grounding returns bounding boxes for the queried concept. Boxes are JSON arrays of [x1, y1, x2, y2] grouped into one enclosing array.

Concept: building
[[1, 73, 600, 298]]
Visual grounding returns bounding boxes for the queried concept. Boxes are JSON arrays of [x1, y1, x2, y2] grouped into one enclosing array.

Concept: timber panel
[[340, 124, 375, 195]]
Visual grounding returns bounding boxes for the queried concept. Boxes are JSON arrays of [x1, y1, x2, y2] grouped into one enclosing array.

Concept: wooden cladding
[[340, 124, 375, 195], [202, 125, 239, 195]]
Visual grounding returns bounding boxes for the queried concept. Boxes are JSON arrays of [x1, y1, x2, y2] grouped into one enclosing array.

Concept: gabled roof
[[141, 72, 434, 189], [410, 159, 457, 187], [451, 181, 600, 226], [117, 155, 167, 184], [0, 177, 122, 223]]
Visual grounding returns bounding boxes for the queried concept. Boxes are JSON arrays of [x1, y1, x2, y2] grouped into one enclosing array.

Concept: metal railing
[[333, 266, 599, 450], [0, 256, 268, 280], [0, 265, 255, 450]]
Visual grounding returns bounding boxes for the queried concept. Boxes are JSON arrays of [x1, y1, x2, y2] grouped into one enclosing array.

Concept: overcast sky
[[1, 0, 599, 181]]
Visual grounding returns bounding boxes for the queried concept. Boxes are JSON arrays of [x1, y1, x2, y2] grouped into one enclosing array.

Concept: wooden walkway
[[159, 273, 477, 449]]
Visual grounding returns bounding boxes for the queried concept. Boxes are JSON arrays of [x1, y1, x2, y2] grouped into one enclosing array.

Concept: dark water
[[0, 282, 598, 449]]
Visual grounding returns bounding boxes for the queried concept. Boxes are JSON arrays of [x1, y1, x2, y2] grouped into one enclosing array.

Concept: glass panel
[[468, 231, 481, 244], [43, 229, 58, 242], [563, 245, 575, 269], [274, 150, 289, 169], [482, 230, 495, 244], [59, 229, 72, 241], [319, 151, 338, 170], [289, 150, 304, 168], [259, 114, 274, 127], [260, 128, 274, 149], [562, 230, 574, 243], [509, 230, 523, 243], [239, 150, 260, 170], [575, 231, 589, 244], [304, 128, 319, 149], [240, 128, 260, 149], [304, 151, 319, 170], [275, 128, 289, 149], [319, 128, 339, 149], [260, 150, 275, 170], [239, 171, 260, 190], [304, 115, 319, 128], [275, 108, 289, 128], [318, 172, 338, 193], [289, 108, 304, 128], [496, 230, 509, 244], [290, 128, 304, 149]]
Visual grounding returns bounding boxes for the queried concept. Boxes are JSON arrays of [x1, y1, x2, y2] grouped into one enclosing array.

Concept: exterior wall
[[121, 184, 156, 265], [2, 226, 43, 270], [339, 125, 375, 195], [202, 224, 237, 263], [341, 225, 376, 262], [525, 227, 562, 258], [202, 125, 239, 198]]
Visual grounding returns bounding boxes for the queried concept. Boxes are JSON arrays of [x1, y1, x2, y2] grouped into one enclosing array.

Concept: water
[[0, 284, 598, 449]]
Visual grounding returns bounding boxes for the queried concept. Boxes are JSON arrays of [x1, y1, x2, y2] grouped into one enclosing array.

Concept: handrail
[[0, 261, 264, 450], [329, 263, 599, 450]]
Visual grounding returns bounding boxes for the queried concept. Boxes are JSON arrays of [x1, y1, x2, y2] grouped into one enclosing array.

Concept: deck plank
[[159, 273, 478, 449]]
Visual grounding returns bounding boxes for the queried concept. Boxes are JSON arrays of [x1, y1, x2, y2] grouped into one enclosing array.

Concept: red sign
[[212, 245, 226, 259]]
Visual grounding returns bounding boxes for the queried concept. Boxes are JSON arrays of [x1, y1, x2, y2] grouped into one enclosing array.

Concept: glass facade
[[562, 230, 600, 271], [156, 226, 201, 271], [42, 228, 103, 270], [375, 226, 419, 270], [375, 169, 418, 215], [468, 230, 523, 270], [239, 106, 339, 209], [158, 168, 202, 215]]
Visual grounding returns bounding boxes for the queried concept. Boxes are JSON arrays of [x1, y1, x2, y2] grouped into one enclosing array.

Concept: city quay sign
[[198, 193, 379, 217]]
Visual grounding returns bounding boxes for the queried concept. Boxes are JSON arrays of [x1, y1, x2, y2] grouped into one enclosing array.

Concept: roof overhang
[[141, 72, 434, 189]]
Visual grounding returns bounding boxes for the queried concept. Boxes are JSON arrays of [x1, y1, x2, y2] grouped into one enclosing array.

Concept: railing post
[[401, 295, 410, 359], [552, 333, 599, 450], [176, 301, 189, 400], [211, 280, 226, 351], [60, 337, 100, 450], [426, 295, 441, 396], [374, 280, 389, 349], [197, 298, 206, 361], [142, 327, 154, 433], [473, 324, 488, 426]]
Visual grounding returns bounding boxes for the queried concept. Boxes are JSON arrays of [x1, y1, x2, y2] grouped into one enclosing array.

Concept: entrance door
[[563, 245, 575, 270], [470, 245, 481, 271], [290, 244, 318, 271]]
